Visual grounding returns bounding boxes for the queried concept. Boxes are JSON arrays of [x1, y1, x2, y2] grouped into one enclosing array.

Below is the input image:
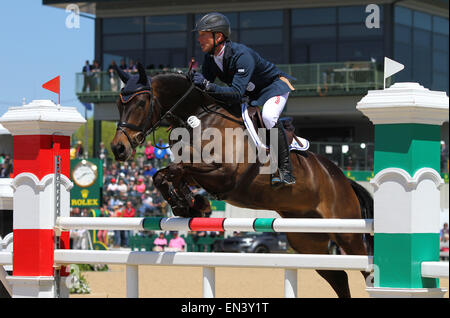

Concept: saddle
[[246, 106, 304, 148]]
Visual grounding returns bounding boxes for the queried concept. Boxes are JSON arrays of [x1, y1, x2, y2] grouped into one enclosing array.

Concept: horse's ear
[[114, 64, 130, 84], [137, 62, 148, 86]]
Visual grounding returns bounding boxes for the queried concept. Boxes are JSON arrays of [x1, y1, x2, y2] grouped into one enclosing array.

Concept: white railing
[[53, 249, 373, 298], [56, 217, 374, 234], [421, 262, 450, 279]]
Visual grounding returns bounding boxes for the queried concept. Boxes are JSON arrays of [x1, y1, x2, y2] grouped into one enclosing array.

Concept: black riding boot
[[271, 121, 296, 187]]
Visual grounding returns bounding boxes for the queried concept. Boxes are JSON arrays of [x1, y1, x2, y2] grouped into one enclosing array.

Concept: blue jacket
[[202, 40, 293, 107]]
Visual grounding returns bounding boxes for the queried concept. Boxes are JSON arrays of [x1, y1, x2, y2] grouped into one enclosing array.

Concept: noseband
[[117, 90, 154, 149], [117, 81, 195, 149]]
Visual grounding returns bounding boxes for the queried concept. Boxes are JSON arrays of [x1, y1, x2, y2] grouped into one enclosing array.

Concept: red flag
[[42, 76, 60, 104]]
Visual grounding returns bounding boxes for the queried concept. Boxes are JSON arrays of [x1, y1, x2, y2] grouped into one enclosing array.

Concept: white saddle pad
[[241, 103, 310, 152]]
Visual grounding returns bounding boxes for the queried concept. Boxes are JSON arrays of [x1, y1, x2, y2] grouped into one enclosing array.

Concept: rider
[[192, 12, 296, 187]]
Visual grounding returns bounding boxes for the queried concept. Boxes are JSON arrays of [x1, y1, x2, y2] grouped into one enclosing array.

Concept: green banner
[[70, 158, 103, 208]]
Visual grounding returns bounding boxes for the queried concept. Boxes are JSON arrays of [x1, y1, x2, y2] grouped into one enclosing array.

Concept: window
[[238, 10, 283, 62], [413, 11, 432, 31], [291, 8, 338, 64], [145, 15, 187, 32], [146, 33, 187, 49], [240, 29, 282, 45], [103, 17, 144, 34], [145, 15, 188, 68], [394, 6, 412, 26], [292, 8, 336, 25], [103, 34, 143, 51], [433, 16, 449, 35], [240, 10, 282, 28], [394, 6, 448, 93]]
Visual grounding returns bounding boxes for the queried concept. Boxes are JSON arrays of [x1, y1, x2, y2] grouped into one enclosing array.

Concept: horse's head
[[111, 64, 205, 162], [111, 62, 155, 161]]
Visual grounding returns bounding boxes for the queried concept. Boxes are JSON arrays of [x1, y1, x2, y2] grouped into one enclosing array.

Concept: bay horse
[[110, 63, 373, 298]]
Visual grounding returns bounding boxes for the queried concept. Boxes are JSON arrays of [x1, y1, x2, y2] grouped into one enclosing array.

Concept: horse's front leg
[[153, 165, 192, 217], [153, 164, 209, 217]]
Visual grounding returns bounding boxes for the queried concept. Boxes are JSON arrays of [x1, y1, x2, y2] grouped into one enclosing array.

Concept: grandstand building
[[43, 0, 449, 172]]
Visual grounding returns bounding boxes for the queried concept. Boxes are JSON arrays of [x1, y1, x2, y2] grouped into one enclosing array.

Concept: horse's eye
[[138, 101, 146, 108]]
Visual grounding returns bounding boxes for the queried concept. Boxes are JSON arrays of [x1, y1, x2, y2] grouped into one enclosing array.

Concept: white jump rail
[[56, 217, 375, 234], [421, 262, 450, 279], [53, 249, 373, 298]]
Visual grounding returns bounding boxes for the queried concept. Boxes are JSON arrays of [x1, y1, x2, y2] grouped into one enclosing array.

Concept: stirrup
[[271, 172, 296, 188]]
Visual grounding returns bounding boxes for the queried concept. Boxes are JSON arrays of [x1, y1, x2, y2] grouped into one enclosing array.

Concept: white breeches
[[261, 92, 289, 129]]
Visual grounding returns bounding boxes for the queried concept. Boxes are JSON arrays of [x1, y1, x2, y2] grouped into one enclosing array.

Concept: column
[[0, 100, 85, 297], [357, 82, 448, 297]]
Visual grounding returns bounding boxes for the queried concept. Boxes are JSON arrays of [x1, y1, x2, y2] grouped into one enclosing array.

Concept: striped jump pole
[[56, 217, 374, 234], [357, 82, 448, 297], [0, 100, 86, 298]]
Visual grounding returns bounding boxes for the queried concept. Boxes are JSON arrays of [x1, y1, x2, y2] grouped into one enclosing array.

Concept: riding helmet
[[193, 12, 231, 38]]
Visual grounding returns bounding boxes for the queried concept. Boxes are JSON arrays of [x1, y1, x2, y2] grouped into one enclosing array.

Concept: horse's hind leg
[[332, 232, 371, 283], [286, 232, 351, 298]]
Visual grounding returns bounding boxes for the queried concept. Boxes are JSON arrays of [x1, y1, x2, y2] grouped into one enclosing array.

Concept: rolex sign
[[70, 158, 103, 208]]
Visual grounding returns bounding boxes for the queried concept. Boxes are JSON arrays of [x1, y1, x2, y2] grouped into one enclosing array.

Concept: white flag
[[384, 57, 404, 88]]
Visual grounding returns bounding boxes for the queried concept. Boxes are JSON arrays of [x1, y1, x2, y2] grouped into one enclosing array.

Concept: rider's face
[[197, 31, 223, 53]]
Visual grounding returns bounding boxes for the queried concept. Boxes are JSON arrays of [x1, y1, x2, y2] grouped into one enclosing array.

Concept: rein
[[117, 75, 244, 150]]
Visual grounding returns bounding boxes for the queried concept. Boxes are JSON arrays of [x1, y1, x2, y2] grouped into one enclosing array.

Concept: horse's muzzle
[[111, 140, 130, 162]]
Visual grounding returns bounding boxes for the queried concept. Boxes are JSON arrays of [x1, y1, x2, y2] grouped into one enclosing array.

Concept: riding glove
[[192, 72, 215, 92]]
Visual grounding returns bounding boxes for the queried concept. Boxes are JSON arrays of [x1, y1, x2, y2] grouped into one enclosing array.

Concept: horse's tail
[[348, 179, 374, 256]]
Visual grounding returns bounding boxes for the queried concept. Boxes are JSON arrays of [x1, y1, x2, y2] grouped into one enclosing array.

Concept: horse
[[110, 63, 374, 298]]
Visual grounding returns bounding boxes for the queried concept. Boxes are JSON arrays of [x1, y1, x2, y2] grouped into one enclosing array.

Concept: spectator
[[106, 178, 119, 196], [128, 59, 137, 73], [96, 205, 111, 245], [167, 232, 186, 252], [119, 59, 127, 90], [82, 60, 92, 92], [108, 60, 119, 92], [151, 189, 164, 216], [97, 141, 109, 165], [75, 140, 84, 158], [113, 204, 128, 248], [143, 164, 157, 178], [0, 163, 11, 178], [70, 208, 89, 249], [153, 232, 168, 251], [123, 201, 136, 218], [136, 177, 146, 195], [441, 223, 449, 242], [135, 143, 146, 168], [154, 139, 168, 168], [123, 201, 136, 247], [120, 162, 129, 176], [91, 60, 101, 91], [117, 178, 128, 196], [129, 161, 139, 177], [138, 190, 155, 217], [441, 141, 448, 173], [145, 141, 155, 166], [70, 207, 81, 217], [441, 233, 449, 261]]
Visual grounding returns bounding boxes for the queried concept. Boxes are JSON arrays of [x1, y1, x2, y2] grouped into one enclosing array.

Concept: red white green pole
[[357, 82, 448, 297]]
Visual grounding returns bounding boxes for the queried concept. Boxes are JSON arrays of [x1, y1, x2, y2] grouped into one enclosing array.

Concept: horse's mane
[[150, 70, 242, 119], [149, 70, 189, 80]]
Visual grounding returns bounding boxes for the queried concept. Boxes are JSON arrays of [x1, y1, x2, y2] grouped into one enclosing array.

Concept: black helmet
[[193, 12, 231, 38]]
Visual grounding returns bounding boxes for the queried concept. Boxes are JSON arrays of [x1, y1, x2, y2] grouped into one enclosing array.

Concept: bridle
[[117, 70, 245, 151], [116, 80, 195, 149]]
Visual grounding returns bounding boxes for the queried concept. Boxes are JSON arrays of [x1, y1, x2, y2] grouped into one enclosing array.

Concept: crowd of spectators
[[69, 138, 191, 250], [82, 59, 188, 94]]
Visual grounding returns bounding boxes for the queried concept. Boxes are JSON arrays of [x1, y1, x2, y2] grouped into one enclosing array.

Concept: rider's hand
[[193, 72, 211, 91]]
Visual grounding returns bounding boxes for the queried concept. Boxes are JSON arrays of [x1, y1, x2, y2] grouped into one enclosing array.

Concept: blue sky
[[0, 1, 94, 117]]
